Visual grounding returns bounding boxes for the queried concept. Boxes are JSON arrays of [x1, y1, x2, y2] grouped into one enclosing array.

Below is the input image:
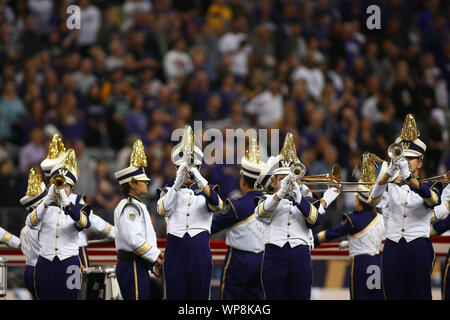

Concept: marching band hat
[[114, 139, 151, 185], [40, 134, 67, 177], [171, 125, 203, 166], [20, 168, 48, 211], [256, 155, 282, 191], [49, 149, 79, 186], [357, 152, 383, 204], [272, 132, 300, 176], [240, 137, 264, 180], [394, 114, 426, 158]]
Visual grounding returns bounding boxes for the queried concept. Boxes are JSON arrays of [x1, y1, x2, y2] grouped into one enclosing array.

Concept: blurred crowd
[[0, 0, 449, 236]]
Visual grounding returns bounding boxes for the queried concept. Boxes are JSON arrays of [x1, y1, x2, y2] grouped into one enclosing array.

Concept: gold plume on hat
[[61, 149, 79, 176], [47, 134, 66, 159], [359, 152, 383, 188], [280, 132, 299, 164], [245, 137, 260, 164], [399, 114, 420, 141], [129, 139, 147, 168], [180, 125, 195, 155], [25, 168, 44, 196]]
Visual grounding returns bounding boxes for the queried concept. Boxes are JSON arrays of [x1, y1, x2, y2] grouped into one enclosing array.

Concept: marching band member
[[211, 138, 265, 300], [255, 133, 340, 300], [157, 126, 224, 300], [19, 168, 48, 299], [430, 183, 450, 300], [114, 139, 163, 300], [369, 114, 443, 300], [40, 133, 67, 180], [0, 226, 20, 248], [27, 149, 90, 300], [314, 152, 385, 300]]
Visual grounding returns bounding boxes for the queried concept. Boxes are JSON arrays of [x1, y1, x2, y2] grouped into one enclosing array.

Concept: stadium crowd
[[0, 0, 449, 238]]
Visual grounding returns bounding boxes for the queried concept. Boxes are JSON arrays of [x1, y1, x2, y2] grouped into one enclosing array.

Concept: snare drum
[[79, 266, 122, 300], [0, 258, 7, 298]]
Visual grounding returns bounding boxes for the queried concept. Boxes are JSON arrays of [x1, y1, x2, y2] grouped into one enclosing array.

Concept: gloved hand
[[339, 240, 349, 250], [291, 181, 302, 204], [59, 188, 71, 209], [276, 175, 292, 199], [189, 167, 208, 190], [43, 184, 56, 206], [299, 183, 313, 198], [397, 158, 410, 180], [385, 160, 398, 177], [174, 164, 186, 191], [321, 187, 340, 208]]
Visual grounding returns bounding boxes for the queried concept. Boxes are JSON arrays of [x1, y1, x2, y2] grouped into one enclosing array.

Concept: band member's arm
[[25, 200, 49, 228], [430, 212, 450, 237], [88, 211, 115, 239], [211, 199, 239, 234], [119, 205, 161, 263], [410, 181, 442, 207], [255, 195, 278, 224], [156, 186, 176, 217], [314, 214, 354, 246], [295, 197, 322, 227], [432, 199, 450, 222], [199, 184, 224, 213], [0, 226, 20, 249]]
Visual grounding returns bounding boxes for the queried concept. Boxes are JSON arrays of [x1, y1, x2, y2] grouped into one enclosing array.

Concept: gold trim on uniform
[[368, 194, 382, 206], [207, 196, 224, 212], [317, 231, 326, 243], [233, 214, 256, 227], [257, 201, 273, 218], [1, 232, 12, 244], [157, 200, 172, 217], [133, 261, 139, 300], [305, 204, 318, 225], [30, 209, 40, 226], [430, 225, 437, 237], [352, 214, 380, 238], [423, 190, 439, 206], [75, 213, 88, 228], [134, 242, 152, 256], [220, 247, 232, 299], [227, 199, 239, 219], [102, 223, 112, 237]]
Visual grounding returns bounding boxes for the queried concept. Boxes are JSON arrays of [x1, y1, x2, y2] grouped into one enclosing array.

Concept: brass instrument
[[290, 162, 306, 179], [50, 174, 66, 203], [298, 163, 341, 185], [421, 171, 450, 183], [388, 143, 404, 162]]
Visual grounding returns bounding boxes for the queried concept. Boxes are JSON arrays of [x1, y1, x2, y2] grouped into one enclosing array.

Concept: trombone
[[421, 171, 450, 183]]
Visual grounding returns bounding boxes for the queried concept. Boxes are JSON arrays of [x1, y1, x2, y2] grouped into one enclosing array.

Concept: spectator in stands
[[78, 0, 102, 50], [19, 126, 45, 173], [0, 80, 25, 142], [72, 57, 97, 97], [163, 37, 193, 85]]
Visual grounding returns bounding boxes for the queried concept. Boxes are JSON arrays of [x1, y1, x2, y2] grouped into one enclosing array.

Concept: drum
[[78, 266, 122, 300], [0, 258, 7, 297]]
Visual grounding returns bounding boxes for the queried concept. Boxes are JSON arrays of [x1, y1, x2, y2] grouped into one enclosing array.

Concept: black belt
[[117, 250, 154, 270]]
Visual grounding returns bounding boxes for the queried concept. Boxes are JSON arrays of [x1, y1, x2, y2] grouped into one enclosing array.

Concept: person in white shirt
[[162, 38, 193, 85], [78, 0, 102, 47], [157, 126, 224, 299], [114, 139, 163, 300], [27, 149, 90, 300], [244, 80, 283, 128], [255, 133, 340, 300], [369, 114, 443, 300], [19, 168, 48, 299]]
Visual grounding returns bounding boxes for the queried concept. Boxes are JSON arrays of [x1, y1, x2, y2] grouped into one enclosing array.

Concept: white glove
[[189, 167, 208, 190], [385, 161, 398, 177], [276, 175, 292, 199], [174, 164, 186, 191], [321, 187, 340, 208], [59, 188, 71, 208], [339, 240, 349, 250], [291, 181, 302, 204], [397, 158, 410, 180], [43, 184, 56, 206], [299, 184, 313, 198]]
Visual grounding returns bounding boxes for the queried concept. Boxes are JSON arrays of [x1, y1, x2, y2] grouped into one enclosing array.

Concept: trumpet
[[50, 174, 66, 203], [290, 162, 306, 179], [388, 143, 404, 162]]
